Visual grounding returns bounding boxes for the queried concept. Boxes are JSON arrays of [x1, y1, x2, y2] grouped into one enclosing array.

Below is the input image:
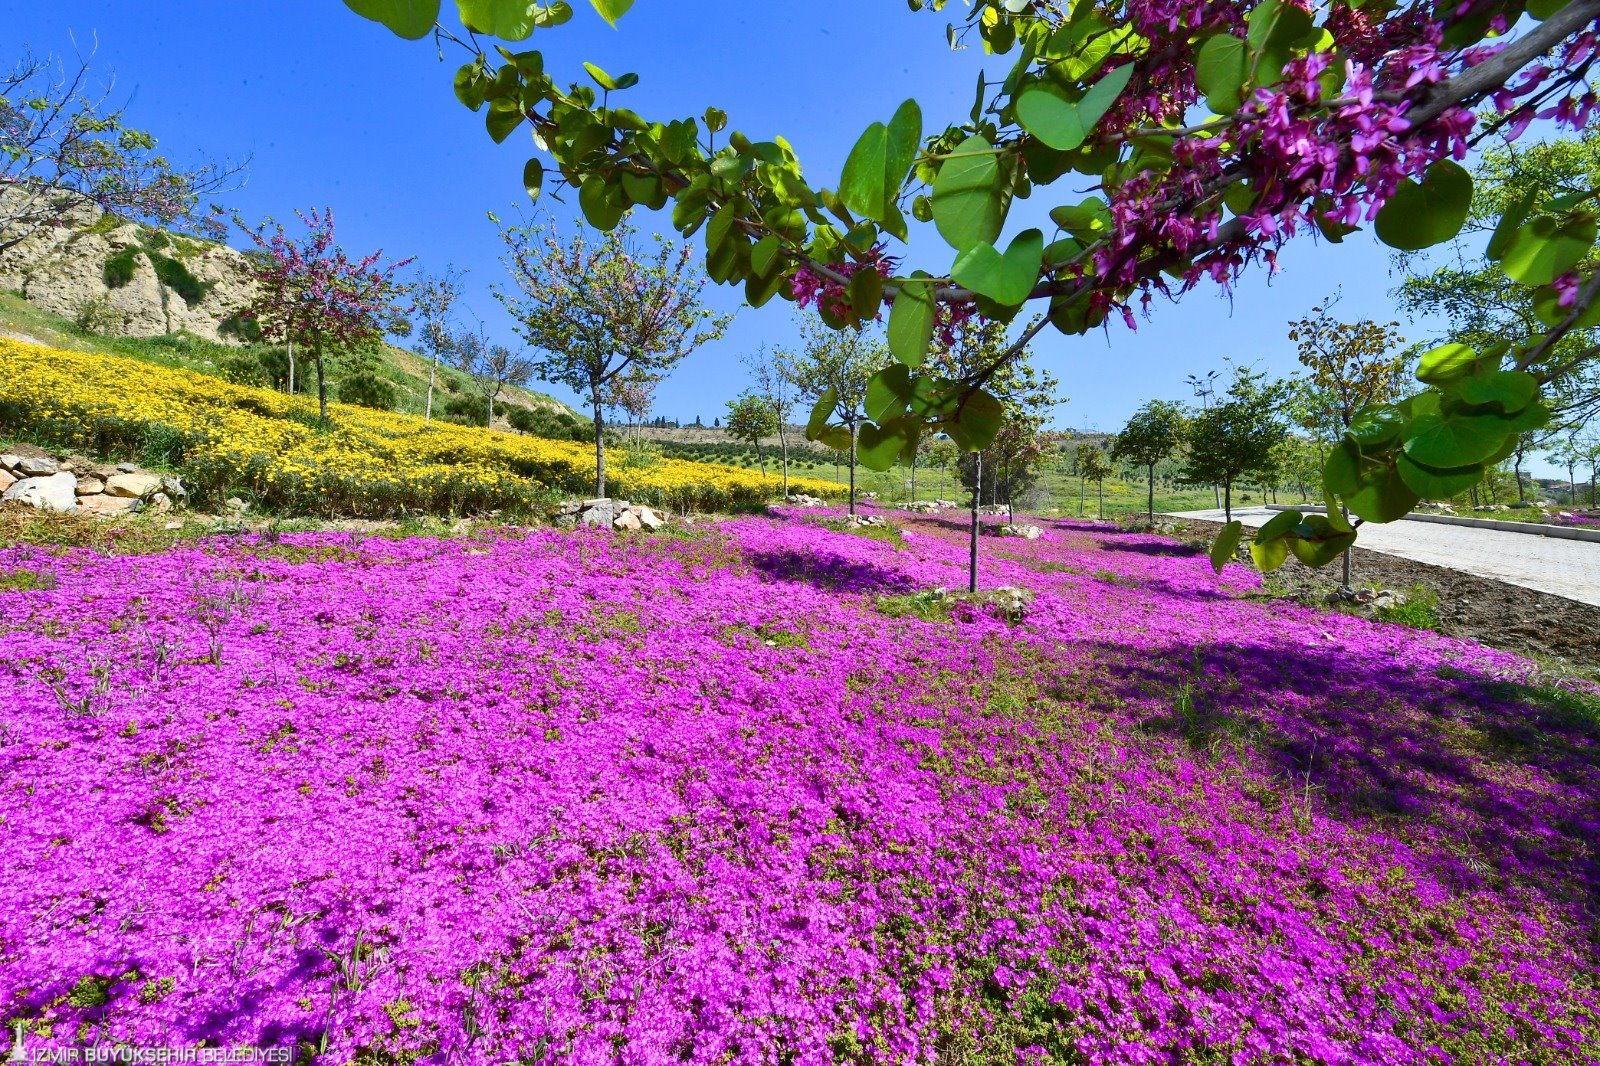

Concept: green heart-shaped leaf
[[944, 388, 1005, 451], [1396, 453, 1484, 499], [1015, 63, 1134, 151], [1401, 395, 1513, 468], [345, 0, 440, 38], [1415, 342, 1482, 386], [1196, 35, 1248, 114], [951, 229, 1043, 306], [932, 134, 1005, 251], [588, 0, 632, 26], [1344, 464, 1420, 524], [888, 272, 936, 367], [1374, 160, 1472, 251], [1499, 214, 1598, 286], [1209, 520, 1243, 574]]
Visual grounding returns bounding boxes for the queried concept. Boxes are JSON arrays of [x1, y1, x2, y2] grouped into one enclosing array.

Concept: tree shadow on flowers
[[1095, 538, 1205, 558], [744, 546, 919, 596], [1079, 635, 1600, 913]]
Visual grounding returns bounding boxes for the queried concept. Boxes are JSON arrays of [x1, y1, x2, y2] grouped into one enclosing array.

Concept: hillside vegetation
[[0, 338, 843, 516]]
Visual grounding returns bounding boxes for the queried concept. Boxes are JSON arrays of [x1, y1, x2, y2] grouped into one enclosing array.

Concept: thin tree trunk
[[777, 421, 790, 496], [1341, 505, 1353, 589], [1098, 479, 1104, 519], [910, 455, 917, 503], [969, 450, 981, 594], [287, 337, 297, 396], [313, 339, 329, 424], [757, 441, 765, 477], [425, 353, 437, 424], [1147, 463, 1155, 521], [1514, 453, 1527, 502], [848, 424, 858, 517], [592, 386, 606, 499], [1078, 472, 1086, 516], [1223, 479, 1232, 523]]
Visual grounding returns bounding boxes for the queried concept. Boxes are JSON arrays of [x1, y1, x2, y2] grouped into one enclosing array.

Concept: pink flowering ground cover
[[0, 508, 1597, 1064]]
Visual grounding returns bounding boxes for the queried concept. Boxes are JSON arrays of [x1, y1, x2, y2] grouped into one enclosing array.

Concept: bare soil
[[1179, 517, 1600, 675]]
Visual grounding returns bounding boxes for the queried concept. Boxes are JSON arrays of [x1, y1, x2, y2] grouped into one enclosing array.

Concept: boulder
[[999, 523, 1044, 540], [13, 456, 59, 477], [3, 472, 78, 512], [613, 509, 642, 531], [115, 462, 140, 474], [0, 455, 20, 473], [0, 470, 13, 494], [578, 500, 614, 528], [76, 476, 106, 496], [105, 472, 162, 499], [145, 492, 174, 514], [160, 475, 189, 502], [636, 506, 665, 531], [78, 494, 139, 518]]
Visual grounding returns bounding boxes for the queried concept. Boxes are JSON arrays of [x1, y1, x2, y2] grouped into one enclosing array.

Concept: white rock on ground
[[3, 472, 78, 512], [105, 472, 162, 498], [13, 456, 58, 477]]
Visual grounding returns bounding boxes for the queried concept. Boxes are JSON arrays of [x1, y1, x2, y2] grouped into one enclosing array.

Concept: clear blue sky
[[19, 1, 1546, 465]]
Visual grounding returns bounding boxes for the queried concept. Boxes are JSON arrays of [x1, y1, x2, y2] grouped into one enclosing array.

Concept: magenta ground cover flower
[[0, 509, 1595, 1063]]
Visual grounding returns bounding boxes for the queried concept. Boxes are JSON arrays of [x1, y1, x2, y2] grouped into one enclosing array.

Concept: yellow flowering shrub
[[0, 339, 845, 516]]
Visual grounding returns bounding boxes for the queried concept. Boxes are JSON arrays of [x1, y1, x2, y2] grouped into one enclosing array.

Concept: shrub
[[337, 373, 398, 412], [73, 296, 122, 336], [148, 253, 215, 308], [102, 247, 142, 289], [507, 405, 586, 441], [218, 312, 263, 343], [440, 394, 487, 427]]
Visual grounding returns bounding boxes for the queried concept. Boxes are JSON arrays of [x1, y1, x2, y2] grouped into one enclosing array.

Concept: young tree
[[1077, 444, 1114, 519], [1181, 368, 1290, 523], [352, 0, 1600, 573], [783, 315, 886, 516], [494, 218, 730, 498], [605, 367, 659, 445], [724, 392, 780, 477], [414, 266, 465, 424], [238, 209, 412, 424], [1112, 400, 1186, 522], [450, 326, 533, 425], [744, 347, 798, 495], [1289, 300, 1411, 438], [0, 49, 242, 251]]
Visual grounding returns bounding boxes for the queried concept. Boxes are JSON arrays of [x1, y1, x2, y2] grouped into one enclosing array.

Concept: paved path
[[1167, 507, 1600, 607]]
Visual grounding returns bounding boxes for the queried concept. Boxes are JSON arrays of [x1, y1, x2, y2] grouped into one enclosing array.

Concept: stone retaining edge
[[1261, 504, 1600, 544]]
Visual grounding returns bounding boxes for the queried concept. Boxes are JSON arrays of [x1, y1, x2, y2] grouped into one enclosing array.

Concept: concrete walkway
[[1167, 506, 1600, 608]]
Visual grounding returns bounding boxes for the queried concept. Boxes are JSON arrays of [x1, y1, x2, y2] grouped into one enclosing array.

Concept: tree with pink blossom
[[238, 208, 413, 424]]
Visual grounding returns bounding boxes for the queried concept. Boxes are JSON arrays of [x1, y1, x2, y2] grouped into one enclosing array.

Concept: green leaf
[[1532, 280, 1600, 328], [1401, 395, 1513, 468], [1346, 404, 1406, 449], [1287, 515, 1358, 568], [750, 235, 783, 278], [839, 100, 921, 225], [1344, 465, 1420, 524], [1255, 508, 1305, 544], [805, 388, 839, 441], [1049, 198, 1110, 238], [944, 388, 1005, 451], [587, 0, 632, 26], [951, 228, 1043, 306], [1015, 63, 1134, 152], [1396, 453, 1484, 499], [932, 134, 1005, 251], [703, 107, 727, 133], [521, 158, 543, 202], [485, 100, 524, 143], [1499, 215, 1598, 286], [866, 364, 914, 423], [1415, 342, 1482, 386], [857, 418, 916, 471], [344, 0, 440, 38], [578, 175, 625, 230], [1374, 160, 1472, 251], [1452, 370, 1537, 415], [1487, 190, 1536, 262], [583, 61, 619, 90], [458, 0, 546, 39], [1196, 35, 1248, 114], [888, 272, 936, 368], [1209, 520, 1243, 574], [1251, 534, 1289, 572], [1323, 438, 1363, 496], [848, 267, 885, 321]]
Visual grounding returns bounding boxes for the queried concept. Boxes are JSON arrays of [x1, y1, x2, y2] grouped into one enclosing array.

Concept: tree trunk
[[757, 441, 766, 477], [777, 421, 790, 496], [1591, 462, 1598, 507], [1146, 463, 1155, 521], [1223, 479, 1232, 523], [848, 424, 858, 517], [1097, 479, 1104, 519], [910, 455, 917, 503], [969, 450, 981, 594], [424, 353, 437, 424], [1568, 461, 1577, 505], [1078, 472, 1086, 516], [1514, 452, 1527, 502], [287, 337, 297, 396], [487, 391, 494, 427], [1341, 505, 1353, 589], [313, 339, 329, 424], [592, 386, 607, 499]]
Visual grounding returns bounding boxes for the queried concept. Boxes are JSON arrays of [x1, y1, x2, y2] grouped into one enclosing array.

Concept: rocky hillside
[[0, 187, 252, 342]]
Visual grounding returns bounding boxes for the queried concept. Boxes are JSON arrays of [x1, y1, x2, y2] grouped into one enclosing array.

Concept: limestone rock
[[75, 476, 105, 496], [613, 509, 642, 531], [105, 472, 162, 499], [3, 472, 78, 512], [115, 462, 140, 474], [0, 455, 21, 473], [13, 456, 58, 477], [999, 523, 1044, 540], [78, 494, 139, 518], [636, 506, 665, 531], [0, 470, 13, 494]]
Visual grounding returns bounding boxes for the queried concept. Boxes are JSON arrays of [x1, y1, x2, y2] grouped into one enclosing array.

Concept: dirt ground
[[1179, 518, 1600, 675]]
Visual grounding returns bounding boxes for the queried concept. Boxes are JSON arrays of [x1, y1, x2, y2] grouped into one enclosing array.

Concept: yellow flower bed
[[0, 339, 844, 516]]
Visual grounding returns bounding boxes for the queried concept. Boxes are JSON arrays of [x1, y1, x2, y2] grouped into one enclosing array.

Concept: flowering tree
[[605, 367, 659, 444], [783, 315, 889, 516], [414, 266, 466, 423], [493, 218, 729, 498], [1, 50, 242, 251], [348, 0, 1600, 569], [239, 209, 413, 423]]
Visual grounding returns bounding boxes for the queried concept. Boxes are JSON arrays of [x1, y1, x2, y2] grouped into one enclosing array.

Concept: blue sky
[[16, 1, 1484, 442]]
